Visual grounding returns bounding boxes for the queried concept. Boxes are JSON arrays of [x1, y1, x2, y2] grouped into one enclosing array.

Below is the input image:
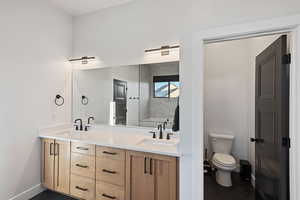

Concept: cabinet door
[[54, 140, 71, 194], [42, 138, 55, 190], [125, 151, 155, 200], [154, 156, 177, 200]]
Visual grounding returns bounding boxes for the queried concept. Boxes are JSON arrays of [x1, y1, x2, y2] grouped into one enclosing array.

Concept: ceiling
[[50, 0, 136, 16]]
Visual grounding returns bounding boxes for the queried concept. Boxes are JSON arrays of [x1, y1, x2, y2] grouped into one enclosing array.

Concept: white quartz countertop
[[39, 126, 181, 157]]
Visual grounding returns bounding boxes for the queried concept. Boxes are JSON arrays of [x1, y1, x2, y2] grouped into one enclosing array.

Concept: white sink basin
[[137, 138, 179, 147]]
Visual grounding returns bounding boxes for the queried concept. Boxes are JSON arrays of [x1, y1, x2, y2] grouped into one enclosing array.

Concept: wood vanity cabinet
[[70, 142, 96, 200], [42, 139, 55, 190], [125, 151, 178, 200], [42, 139, 178, 200], [42, 138, 70, 194]]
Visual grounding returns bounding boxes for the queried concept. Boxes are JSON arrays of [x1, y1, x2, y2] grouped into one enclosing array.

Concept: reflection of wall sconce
[[69, 56, 95, 65], [81, 95, 89, 105], [55, 95, 64, 106], [145, 45, 180, 56]]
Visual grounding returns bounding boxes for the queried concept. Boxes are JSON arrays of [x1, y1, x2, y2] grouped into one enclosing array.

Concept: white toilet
[[210, 133, 236, 187]]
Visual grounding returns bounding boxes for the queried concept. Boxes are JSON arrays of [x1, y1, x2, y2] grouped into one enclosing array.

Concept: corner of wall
[[8, 184, 45, 200]]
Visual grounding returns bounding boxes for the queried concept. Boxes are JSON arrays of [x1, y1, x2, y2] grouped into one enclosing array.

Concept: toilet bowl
[[209, 133, 236, 187], [212, 153, 236, 187]]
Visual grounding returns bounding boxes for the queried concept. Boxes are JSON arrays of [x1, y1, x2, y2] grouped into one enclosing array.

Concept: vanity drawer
[[70, 174, 95, 200], [96, 146, 125, 161], [96, 181, 124, 200], [71, 153, 95, 179], [96, 158, 125, 186], [72, 142, 95, 156]]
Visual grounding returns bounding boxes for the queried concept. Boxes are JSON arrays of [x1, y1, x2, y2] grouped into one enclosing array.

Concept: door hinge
[[282, 137, 291, 148], [282, 54, 291, 64]]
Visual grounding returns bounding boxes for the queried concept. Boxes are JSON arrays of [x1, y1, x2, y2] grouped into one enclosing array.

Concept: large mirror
[[73, 61, 180, 129]]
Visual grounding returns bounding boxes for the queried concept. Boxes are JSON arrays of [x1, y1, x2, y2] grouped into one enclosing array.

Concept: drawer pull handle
[[50, 143, 54, 155], [76, 147, 89, 151], [75, 186, 88, 191], [102, 169, 117, 174], [150, 158, 153, 175], [102, 151, 117, 155], [76, 164, 89, 168], [102, 193, 116, 199]]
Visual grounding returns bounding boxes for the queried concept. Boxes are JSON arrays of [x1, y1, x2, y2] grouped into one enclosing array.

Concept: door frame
[[180, 14, 300, 200]]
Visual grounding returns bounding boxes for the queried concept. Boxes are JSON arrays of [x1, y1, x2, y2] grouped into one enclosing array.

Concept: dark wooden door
[[113, 79, 127, 125], [254, 35, 290, 200]]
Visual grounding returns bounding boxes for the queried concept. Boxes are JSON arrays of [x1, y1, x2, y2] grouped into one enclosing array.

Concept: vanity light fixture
[[145, 45, 180, 56], [69, 56, 95, 65]]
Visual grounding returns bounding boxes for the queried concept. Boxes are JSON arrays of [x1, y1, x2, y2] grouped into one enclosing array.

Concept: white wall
[[72, 1, 300, 200], [204, 39, 252, 162], [73, 0, 300, 67], [204, 34, 282, 172], [0, 1, 72, 199]]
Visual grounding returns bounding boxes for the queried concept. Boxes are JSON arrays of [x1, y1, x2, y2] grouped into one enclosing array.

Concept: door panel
[[42, 139, 55, 190], [125, 151, 178, 200], [54, 140, 71, 194], [255, 35, 289, 200], [113, 79, 127, 125], [126, 151, 155, 200], [154, 157, 177, 200]]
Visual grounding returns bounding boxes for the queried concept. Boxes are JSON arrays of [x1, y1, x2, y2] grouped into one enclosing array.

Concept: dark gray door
[[254, 35, 290, 200], [113, 79, 127, 125]]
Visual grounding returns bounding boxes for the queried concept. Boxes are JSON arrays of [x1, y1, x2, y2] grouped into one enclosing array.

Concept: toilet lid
[[213, 153, 236, 167]]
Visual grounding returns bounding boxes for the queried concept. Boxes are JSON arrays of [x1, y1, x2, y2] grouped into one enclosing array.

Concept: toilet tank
[[209, 133, 234, 154]]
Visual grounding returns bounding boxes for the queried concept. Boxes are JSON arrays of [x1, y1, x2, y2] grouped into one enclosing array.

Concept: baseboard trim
[[9, 184, 45, 200], [251, 174, 256, 188]]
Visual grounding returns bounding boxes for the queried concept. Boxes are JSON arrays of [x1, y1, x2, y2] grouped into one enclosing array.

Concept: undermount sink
[[138, 138, 179, 147]]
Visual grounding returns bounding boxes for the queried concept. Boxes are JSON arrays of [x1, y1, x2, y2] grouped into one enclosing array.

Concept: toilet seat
[[212, 153, 236, 168]]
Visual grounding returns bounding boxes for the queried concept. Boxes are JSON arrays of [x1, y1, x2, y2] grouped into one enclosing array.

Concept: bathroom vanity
[[40, 127, 180, 200], [40, 60, 180, 199]]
